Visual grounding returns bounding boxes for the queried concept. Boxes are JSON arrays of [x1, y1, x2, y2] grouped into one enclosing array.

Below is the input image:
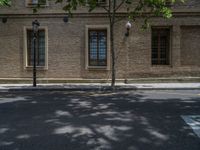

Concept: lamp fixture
[[125, 21, 132, 37], [2, 17, 7, 23], [63, 16, 68, 23]]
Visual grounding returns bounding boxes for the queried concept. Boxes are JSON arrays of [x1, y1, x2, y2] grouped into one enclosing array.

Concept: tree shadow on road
[[0, 90, 200, 150]]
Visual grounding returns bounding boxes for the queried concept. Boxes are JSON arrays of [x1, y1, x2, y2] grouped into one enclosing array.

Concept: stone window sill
[[25, 66, 48, 70], [87, 66, 108, 70]]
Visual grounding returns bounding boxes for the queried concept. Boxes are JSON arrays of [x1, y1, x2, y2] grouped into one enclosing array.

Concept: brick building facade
[[0, 0, 200, 83]]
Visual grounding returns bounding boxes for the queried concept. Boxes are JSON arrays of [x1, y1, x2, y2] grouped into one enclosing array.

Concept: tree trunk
[[110, 22, 115, 88], [110, 0, 116, 89]]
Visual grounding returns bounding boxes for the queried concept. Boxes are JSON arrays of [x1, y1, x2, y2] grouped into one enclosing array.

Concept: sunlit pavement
[[0, 90, 200, 150]]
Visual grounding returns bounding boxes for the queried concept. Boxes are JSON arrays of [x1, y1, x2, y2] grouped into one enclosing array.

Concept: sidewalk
[[0, 83, 200, 92]]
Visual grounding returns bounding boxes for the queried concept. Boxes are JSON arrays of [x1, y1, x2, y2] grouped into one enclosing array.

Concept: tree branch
[[99, 5, 109, 13], [114, 0, 126, 12], [108, 0, 112, 23]]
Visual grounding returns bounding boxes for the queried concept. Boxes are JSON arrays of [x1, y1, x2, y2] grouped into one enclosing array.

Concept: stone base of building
[[0, 77, 200, 84]]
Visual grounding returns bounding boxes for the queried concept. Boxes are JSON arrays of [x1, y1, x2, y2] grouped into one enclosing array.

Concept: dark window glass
[[89, 30, 107, 66], [165, 0, 172, 6], [86, 0, 106, 5], [27, 0, 46, 5], [34, 0, 46, 4], [38, 0, 46, 5], [152, 28, 170, 65], [27, 29, 45, 66], [98, 0, 106, 4]]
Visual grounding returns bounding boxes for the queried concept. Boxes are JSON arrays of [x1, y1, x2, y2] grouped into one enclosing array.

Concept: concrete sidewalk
[[0, 83, 200, 92]]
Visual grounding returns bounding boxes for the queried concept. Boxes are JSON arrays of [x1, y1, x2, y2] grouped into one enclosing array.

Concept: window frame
[[151, 27, 171, 66], [85, 25, 110, 70], [23, 26, 48, 70]]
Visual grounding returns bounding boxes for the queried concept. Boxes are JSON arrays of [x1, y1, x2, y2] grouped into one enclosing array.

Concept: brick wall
[[181, 26, 200, 66], [0, 0, 200, 80]]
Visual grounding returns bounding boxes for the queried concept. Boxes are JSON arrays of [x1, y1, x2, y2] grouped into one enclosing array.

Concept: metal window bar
[[88, 30, 107, 66], [152, 28, 170, 65]]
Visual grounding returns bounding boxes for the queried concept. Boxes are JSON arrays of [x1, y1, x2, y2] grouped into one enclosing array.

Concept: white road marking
[[145, 91, 199, 96], [181, 115, 200, 138]]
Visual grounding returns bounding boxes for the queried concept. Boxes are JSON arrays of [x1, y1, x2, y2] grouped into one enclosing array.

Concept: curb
[[0, 86, 199, 92], [0, 86, 135, 92]]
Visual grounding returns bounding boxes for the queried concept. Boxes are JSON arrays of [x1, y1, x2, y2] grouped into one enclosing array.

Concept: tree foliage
[[0, 0, 10, 6], [55, 0, 185, 19]]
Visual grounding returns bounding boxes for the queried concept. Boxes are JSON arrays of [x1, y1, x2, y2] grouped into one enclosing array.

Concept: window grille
[[88, 30, 107, 66], [151, 28, 170, 65], [27, 29, 46, 66]]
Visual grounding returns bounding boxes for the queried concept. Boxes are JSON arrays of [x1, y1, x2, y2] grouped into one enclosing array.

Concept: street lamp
[[124, 21, 132, 84], [125, 21, 132, 37], [32, 20, 40, 87]]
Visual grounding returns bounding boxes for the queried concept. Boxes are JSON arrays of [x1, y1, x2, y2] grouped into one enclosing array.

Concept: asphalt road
[[0, 90, 200, 150]]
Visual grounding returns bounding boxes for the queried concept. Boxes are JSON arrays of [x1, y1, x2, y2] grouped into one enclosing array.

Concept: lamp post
[[32, 20, 40, 87], [125, 21, 132, 37], [124, 21, 132, 84]]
